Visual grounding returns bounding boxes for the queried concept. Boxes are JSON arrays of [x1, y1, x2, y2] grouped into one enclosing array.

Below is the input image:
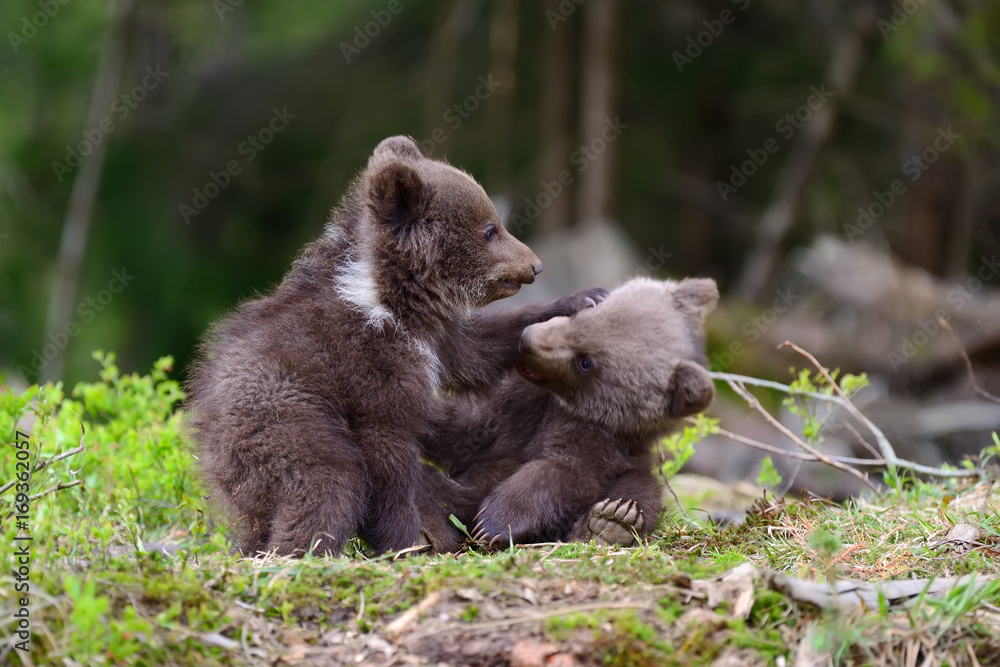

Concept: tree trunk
[[485, 0, 518, 195], [537, 0, 574, 233], [735, 6, 871, 301], [424, 0, 473, 138], [43, 0, 132, 383], [575, 0, 618, 227]]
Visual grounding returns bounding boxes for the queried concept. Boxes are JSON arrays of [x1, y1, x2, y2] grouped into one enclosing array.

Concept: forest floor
[[13, 475, 1000, 666], [3, 358, 1000, 665]]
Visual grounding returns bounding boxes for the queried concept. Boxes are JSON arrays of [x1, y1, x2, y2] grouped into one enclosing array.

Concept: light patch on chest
[[411, 338, 444, 394], [334, 253, 398, 332]]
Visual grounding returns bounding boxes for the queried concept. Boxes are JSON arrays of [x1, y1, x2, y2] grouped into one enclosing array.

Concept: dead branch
[[942, 318, 1000, 406], [780, 341, 899, 465], [0, 421, 86, 496], [710, 364, 986, 479], [700, 419, 884, 466], [721, 375, 878, 491], [27, 480, 83, 502]]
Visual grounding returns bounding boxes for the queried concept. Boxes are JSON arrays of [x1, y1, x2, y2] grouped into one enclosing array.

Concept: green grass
[[1, 353, 999, 664]]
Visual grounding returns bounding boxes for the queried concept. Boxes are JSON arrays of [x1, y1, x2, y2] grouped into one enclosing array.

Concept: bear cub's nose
[[519, 327, 534, 354], [532, 262, 544, 276]]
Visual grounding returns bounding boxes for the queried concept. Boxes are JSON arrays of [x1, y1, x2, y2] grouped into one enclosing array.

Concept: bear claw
[[469, 522, 505, 550], [587, 498, 644, 547]]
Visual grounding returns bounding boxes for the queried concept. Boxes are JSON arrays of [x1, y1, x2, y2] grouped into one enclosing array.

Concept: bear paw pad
[[587, 498, 644, 547]]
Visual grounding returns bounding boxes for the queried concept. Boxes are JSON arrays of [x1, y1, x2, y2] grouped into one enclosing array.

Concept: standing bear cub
[[420, 277, 719, 551], [187, 136, 602, 557]]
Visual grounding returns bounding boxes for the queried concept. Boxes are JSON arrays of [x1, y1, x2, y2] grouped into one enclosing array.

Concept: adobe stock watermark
[[887, 254, 999, 371], [178, 106, 296, 224], [17, 268, 135, 383], [843, 126, 960, 242], [339, 0, 414, 63], [878, 0, 930, 40], [11, 429, 33, 654], [51, 65, 170, 183], [212, 0, 244, 21], [7, 0, 71, 54], [418, 75, 501, 158], [711, 286, 800, 371], [509, 116, 628, 234], [717, 84, 833, 201], [672, 0, 751, 73], [634, 246, 675, 278], [545, 0, 586, 30], [450, 417, 503, 471]]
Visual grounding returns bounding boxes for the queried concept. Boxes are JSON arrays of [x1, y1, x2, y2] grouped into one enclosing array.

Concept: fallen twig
[[781, 342, 986, 478], [385, 591, 442, 641]]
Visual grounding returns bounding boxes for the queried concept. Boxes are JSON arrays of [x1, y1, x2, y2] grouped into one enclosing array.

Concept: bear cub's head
[[516, 277, 719, 434], [363, 136, 542, 309]]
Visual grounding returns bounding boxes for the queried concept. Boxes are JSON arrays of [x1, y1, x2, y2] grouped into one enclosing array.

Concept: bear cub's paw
[[547, 287, 610, 319], [587, 498, 645, 547], [469, 508, 513, 550]]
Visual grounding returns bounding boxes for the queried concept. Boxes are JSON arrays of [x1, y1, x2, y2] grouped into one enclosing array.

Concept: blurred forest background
[[1, 0, 999, 490]]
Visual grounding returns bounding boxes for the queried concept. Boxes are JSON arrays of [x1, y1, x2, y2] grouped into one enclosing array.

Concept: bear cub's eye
[[484, 224, 498, 241], [576, 356, 594, 374]]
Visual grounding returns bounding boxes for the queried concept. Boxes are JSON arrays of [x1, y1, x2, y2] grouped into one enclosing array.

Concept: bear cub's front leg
[[471, 458, 603, 547]]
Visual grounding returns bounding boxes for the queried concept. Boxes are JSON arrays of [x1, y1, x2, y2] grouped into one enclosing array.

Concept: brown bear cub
[[420, 277, 718, 551], [187, 136, 603, 557]]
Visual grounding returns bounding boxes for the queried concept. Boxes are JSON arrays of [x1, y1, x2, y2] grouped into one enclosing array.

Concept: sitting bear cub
[[187, 136, 603, 557], [420, 277, 718, 550]]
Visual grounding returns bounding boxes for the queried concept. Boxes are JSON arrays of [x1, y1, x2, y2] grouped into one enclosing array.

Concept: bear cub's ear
[[672, 278, 719, 323], [372, 135, 423, 162], [666, 360, 715, 418], [367, 161, 426, 234]]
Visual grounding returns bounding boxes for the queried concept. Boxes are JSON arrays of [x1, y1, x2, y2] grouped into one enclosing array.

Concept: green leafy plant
[[0, 352, 212, 661], [755, 456, 783, 491], [659, 414, 719, 478], [782, 368, 869, 446]]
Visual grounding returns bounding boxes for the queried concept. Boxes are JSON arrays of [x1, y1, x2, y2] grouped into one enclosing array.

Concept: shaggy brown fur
[[186, 136, 603, 557], [419, 277, 719, 552]]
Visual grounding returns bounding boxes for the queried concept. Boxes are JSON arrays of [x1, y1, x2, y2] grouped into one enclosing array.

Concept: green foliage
[[782, 368, 869, 447], [659, 414, 719, 479], [755, 456, 782, 492], [979, 432, 1000, 468], [1, 352, 212, 662], [449, 513, 471, 537], [2, 356, 999, 664], [1, 351, 202, 556], [807, 526, 842, 563]]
